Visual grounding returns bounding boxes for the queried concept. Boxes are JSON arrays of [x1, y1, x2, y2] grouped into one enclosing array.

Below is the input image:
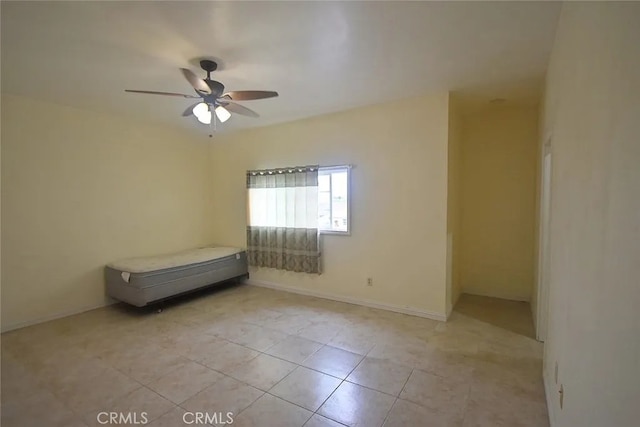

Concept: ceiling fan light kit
[[125, 59, 278, 134], [192, 102, 210, 122], [214, 105, 231, 123], [192, 103, 231, 125]]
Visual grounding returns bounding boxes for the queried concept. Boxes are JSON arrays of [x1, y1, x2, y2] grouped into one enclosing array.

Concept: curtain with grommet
[[246, 165, 320, 274]]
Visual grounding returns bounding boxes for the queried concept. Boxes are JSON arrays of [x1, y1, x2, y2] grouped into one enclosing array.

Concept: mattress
[[107, 246, 243, 273], [105, 246, 248, 307]]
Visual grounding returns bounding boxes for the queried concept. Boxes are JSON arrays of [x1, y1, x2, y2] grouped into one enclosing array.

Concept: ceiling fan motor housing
[[198, 60, 224, 96], [206, 80, 225, 97], [200, 59, 218, 73]]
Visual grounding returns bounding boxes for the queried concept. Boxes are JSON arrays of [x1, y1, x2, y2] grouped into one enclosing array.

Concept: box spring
[[105, 251, 248, 307]]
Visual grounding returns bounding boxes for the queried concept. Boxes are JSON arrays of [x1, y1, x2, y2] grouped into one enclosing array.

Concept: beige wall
[[447, 97, 463, 312], [1, 95, 214, 331], [459, 106, 538, 301], [541, 3, 640, 426], [210, 93, 451, 318]]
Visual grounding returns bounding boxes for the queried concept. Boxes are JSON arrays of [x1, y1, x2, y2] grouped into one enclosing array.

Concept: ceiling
[[1, 1, 560, 135]]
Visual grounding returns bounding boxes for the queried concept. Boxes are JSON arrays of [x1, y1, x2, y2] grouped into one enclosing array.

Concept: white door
[[536, 144, 552, 341]]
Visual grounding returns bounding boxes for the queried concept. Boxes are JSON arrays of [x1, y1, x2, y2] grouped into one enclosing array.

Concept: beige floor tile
[[399, 369, 470, 423], [38, 352, 112, 390], [128, 318, 190, 343], [103, 344, 190, 385], [83, 387, 175, 426], [1, 286, 546, 427], [229, 353, 297, 391], [233, 394, 312, 427], [463, 387, 549, 427], [463, 368, 548, 427], [163, 305, 212, 326], [318, 381, 395, 427], [239, 308, 285, 325], [417, 348, 476, 383], [346, 357, 412, 396], [475, 338, 543, 373], [270, 366, 342, 411], [148, 361, 225, 404], [302, 345, 363, 379], [170, 333, 227, 362], [1, 356, 51, 405], [228, 324, 289, 352], [262, 314, 313, 334], [427, 330, 481, 356], [383, 398, 463, 427], [200, 315, 246, 336], [328, 330, 376, 355], [80, 328, 151, 359], [56, 366, 141, 413], [209, 321, 265, 342], [266, 335, 324, 363], [296, 322, 342, 344], [455, 294, 535, 338], [181, 375, 264, 420], [304, 414, 347, 427], [123, 352, 190, 385], [0, 388, 87, 427], [472, 359, 544, 400], [145, 406, 190, 427], [200, 340, 260, 374], [144, 329, 186, 351], [366, 339, 432, 369]]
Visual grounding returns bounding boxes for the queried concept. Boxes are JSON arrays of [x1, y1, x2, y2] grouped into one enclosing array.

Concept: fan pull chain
[[209, 103, 216, 138]]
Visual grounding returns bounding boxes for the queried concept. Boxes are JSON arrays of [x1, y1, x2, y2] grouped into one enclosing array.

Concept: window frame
[[318, 165, 351, 236]]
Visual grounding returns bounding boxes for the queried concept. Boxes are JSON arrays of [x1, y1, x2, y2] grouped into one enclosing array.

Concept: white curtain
[[248, 186, 318, 228], [246, 166, 320, 273]]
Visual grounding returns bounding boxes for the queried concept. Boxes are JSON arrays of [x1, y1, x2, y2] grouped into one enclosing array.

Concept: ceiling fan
[[125, 59, 278, 135]]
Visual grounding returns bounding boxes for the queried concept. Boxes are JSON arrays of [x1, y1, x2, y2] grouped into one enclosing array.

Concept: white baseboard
[[462, 289, 531, 302], [1, 301, 115, 333], [246, 278, 447, 322]]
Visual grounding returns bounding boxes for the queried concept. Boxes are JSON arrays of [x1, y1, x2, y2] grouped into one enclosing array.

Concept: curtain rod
[[321, 164, 353, 169], [247, 164, 352, 175]]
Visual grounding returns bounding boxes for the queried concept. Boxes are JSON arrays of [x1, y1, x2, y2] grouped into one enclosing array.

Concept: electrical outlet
[[555, 362, 558, 384], [366, 277, 373, 286]]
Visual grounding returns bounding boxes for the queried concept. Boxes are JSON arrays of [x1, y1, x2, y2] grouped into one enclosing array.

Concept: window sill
[[320, 230, 350, 236]]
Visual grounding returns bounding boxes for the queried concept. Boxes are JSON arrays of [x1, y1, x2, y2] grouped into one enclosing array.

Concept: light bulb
[[192, 102, 211, 124], [215, 106, 231, 123], [192, 102, 209, 117], [196, 110, 211, 124]]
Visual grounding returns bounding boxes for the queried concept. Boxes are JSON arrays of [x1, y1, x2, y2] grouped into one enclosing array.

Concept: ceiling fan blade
[[222, 101, 260, 118], [182, 102, 202, 117], [180, 68, 211, 95], [222, 90, 278, 101], [125, 89, 199, 98]]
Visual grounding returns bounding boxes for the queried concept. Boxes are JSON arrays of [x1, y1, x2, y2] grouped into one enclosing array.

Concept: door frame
[[536, 136, 552, 341]]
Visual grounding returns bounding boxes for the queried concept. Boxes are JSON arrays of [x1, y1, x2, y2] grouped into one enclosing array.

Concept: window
[[318, 166, 350, 234]]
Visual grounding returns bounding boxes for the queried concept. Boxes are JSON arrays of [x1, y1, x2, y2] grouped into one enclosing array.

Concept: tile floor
[[1, 284, 548, 426], [454, 294, 536, 339]]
